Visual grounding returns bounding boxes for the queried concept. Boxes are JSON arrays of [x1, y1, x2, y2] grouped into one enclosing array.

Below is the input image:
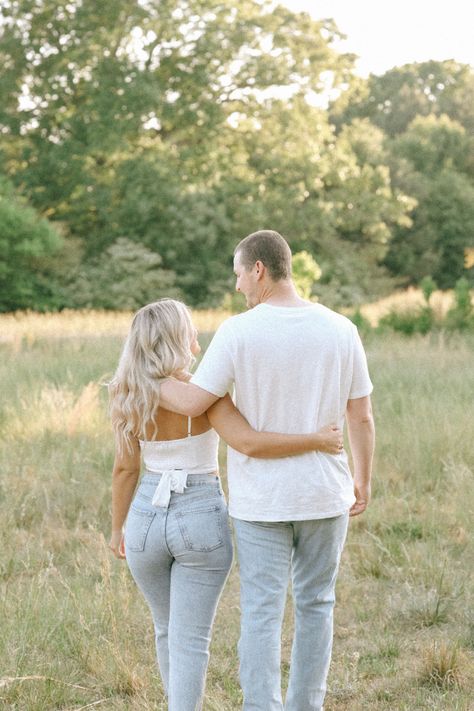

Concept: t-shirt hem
[[229, 505, 352, 522], [189, 375, 227, 398], [348, 384, 373, 399]]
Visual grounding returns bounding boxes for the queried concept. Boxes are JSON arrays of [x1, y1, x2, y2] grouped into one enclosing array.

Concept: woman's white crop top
[[140, 418, 219, 474]]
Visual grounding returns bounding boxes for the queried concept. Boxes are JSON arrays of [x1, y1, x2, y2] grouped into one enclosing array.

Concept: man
[[159, 229, 375, 711]]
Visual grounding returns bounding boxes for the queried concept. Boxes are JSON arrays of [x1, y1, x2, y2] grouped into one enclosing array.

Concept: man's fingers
[[349, 501, 368, 517]]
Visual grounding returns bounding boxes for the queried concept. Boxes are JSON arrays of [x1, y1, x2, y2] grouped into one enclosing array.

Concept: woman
[[109, 299, 343, 711]]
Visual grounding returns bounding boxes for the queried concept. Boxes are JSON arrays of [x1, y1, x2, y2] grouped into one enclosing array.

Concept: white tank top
[[140, 417, 219, 474]]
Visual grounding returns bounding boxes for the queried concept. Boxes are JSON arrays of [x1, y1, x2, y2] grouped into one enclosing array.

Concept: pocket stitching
[[125, 506, 155, 552], [176, 505, 223, 552]]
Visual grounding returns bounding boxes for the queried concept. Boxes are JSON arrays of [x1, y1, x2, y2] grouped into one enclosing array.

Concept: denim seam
[[126, 506, 156, 552], [163, 507, 174, 558]]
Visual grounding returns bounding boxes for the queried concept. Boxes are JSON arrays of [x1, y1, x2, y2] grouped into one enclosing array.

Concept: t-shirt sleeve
[[190, 320, 235, 397], [348, 325, 373, 399]]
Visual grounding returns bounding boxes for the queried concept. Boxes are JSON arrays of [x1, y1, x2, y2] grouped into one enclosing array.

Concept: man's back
[[191, 302, 373, 521]]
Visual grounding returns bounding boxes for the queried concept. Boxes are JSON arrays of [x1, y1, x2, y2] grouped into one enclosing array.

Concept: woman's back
[[143, 408, 211, 441], [140, 408, 219, 475]]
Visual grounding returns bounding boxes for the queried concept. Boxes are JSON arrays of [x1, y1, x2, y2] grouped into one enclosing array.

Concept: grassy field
[[0, 310, 473, 710]]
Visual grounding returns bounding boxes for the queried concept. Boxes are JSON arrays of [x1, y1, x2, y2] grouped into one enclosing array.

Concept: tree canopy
[[0, 178, 63, 311], [0, 2, 473, 311]]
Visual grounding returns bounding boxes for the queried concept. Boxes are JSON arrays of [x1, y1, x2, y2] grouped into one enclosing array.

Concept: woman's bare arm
[[207, 394, 343, 458], [109, 432, 141, 558]]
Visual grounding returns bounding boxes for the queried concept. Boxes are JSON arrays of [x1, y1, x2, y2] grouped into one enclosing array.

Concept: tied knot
[[151, 469, 188, 508]]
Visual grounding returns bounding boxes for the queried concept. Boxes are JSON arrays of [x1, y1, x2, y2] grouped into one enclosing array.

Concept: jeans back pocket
[[175, 504, 224, 552], [125, 504, 155, 552]]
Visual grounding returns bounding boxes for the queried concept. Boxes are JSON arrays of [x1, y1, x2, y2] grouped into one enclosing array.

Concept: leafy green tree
[[65, 237, 180, 309], [330, 60, 474, 137], [385, 116, 474, 287], [9, 3, 472, 310], [292, 251, 321, 299], [330, 64, 474, 292], [0, 178, 63, 311], [385, 170, 474, 287], [229, 103, 413, 305], [389, 114, 473, 178], [0, 0, 360, 309], [0, 0, 351, 240]]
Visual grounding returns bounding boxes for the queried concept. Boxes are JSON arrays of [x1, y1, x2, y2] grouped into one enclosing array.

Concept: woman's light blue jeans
[[124, 472, 233, 711], [233, 513, 349, 711]]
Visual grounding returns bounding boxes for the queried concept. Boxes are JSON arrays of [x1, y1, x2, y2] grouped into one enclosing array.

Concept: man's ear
[[255, 260, 266, 280]]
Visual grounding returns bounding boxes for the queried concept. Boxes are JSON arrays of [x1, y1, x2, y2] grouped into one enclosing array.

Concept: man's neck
[[258, 280, 310, 307]]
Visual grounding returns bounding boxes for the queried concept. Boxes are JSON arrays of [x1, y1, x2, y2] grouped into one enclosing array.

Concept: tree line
[[1, 0, 473, 312]]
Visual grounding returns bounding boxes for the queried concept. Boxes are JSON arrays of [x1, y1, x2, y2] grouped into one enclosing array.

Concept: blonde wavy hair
[[109, 299, 196, 450]]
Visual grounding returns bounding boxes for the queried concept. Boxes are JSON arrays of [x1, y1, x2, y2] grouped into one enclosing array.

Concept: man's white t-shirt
[[191, 302, 373, 521]]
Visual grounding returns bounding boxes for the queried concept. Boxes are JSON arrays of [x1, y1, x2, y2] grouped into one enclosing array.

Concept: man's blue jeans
[[233, 513, 349, 711]]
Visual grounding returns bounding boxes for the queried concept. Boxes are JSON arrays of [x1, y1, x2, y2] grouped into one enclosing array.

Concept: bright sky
[[281, 0, 474, 76]]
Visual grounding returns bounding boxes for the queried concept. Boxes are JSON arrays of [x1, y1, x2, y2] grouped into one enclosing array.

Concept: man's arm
[[159, 379, 219, 417], [159, 317, 235, 416], [346, 395, 375, 517], [207, 395, 343, 457]]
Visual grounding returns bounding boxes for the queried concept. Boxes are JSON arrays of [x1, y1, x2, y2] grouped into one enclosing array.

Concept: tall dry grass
[[0, 312, 473, 710], [0, 308, 231, 349], [0, 288, 469, 347], [357, 287, 459, 326]]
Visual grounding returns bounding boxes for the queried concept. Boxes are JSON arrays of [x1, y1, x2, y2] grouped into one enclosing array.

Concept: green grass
[[1, 327, 473, 709]]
